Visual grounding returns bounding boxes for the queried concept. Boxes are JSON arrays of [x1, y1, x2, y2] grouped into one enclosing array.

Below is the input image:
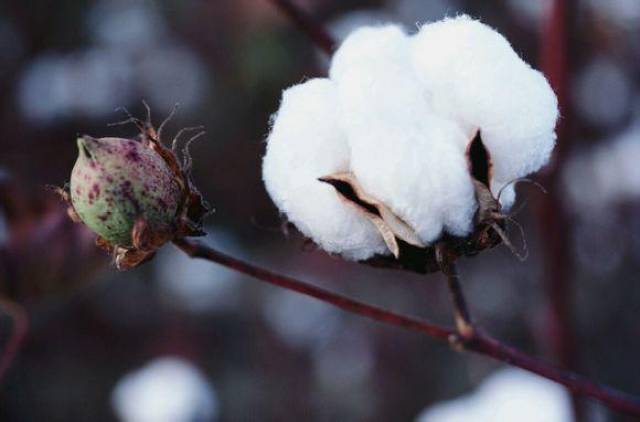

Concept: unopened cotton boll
[[330, 25, 476, 242], [411, 15, 558, 208], [262, 78, 388, 260]]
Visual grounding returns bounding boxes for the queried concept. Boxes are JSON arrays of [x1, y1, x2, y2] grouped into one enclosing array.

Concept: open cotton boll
[[262, 78, 388, 260], [330, 25, 477, 243], [411, 15, 558, 208]]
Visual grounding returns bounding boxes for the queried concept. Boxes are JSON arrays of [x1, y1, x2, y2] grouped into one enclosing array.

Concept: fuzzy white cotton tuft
[[263, 17, 557, 259], [262, 78, 388, 260], [330, 25, 476, 242], [411, 15, 558, 208]]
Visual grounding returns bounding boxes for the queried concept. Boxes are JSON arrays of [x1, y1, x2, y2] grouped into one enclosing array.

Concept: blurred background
[[0, 0, 639, 421]]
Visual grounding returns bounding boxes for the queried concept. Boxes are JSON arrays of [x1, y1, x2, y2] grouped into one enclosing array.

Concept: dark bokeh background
[[1, 0, 639, 421]]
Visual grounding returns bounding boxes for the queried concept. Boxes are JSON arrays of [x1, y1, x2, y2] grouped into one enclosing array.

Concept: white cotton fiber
[[263, 16, 558, 260], [262, 78, 388, 260], [330, 25, 476, 242], [411, 15, 558, 208]]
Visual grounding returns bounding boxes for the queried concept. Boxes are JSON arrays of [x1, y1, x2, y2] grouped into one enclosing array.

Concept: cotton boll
[[263, 78, 388, 260], [411, 16, 558, 202], [416, 368, 571, 422], [330, 25, 476, 242]]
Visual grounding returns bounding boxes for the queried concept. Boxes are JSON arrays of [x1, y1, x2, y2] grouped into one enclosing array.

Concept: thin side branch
[[173, 238, 451, 340], [267, 0, 336, 55], [436, 245, 474, 339], [173, 238, 640, 416]]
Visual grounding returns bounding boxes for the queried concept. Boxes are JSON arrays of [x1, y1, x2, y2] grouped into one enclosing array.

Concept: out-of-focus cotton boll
[[416, 368, 571, 422], [136, 44, 208, 113], [331, 25, 476, 242], [87, 0, 166, 51], [18, 50, 133, 124], [587, 0, 640, 30], [263, 289, 342, 350], [411, 16, 558, 208], [573, 56, 631, 129], [111, 357, 219, 422], [563, 120, 640, 212], [262, 78, 388, 260]]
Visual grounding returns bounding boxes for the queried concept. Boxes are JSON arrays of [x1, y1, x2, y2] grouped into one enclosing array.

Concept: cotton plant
[[263, 16, 558, 263], [41, 3, 640, 416]]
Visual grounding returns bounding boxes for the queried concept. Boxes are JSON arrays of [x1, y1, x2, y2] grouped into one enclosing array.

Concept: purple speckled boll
[[70, 135, 181, 247]]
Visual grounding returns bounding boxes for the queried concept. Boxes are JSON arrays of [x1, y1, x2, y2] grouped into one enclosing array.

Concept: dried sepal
[[50, 185, 83, 223], [313, 131, 526, 271], [319, 172, 425, 258]]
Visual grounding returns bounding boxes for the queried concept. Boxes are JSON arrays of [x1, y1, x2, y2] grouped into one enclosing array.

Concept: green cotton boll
[[70, 136, 181, 247]]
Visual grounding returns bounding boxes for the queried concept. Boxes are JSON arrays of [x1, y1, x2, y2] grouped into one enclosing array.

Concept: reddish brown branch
[[173, 238, 640, 416], [538, 0, 575, 362], [0, 297, 28, 382], [538, 1, 581, 418], [267, 0, 336, 55], [173, 238, 451, 340]]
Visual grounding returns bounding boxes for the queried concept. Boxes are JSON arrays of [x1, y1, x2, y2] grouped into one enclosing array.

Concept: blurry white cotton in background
[[17, 49, 133, 124], [312, 330, 376, 420], [587, 0, 640, 30], [263, 289, 342, 350], [573, 56, 631, 129], [87, 0, 166, 51], [89, 0, 208, 113], [154, 229, 244, 314], [563, 118, 640, 211], [18, 54, 74, 124], [135, 44, 209, 113], [313, 329, 374, 390], [572, 214, 625, 277], [68, 50, 133, 117], [17, 0, 208, 125], [416, 368, 571, 422], [112, 357, 219, 422]]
